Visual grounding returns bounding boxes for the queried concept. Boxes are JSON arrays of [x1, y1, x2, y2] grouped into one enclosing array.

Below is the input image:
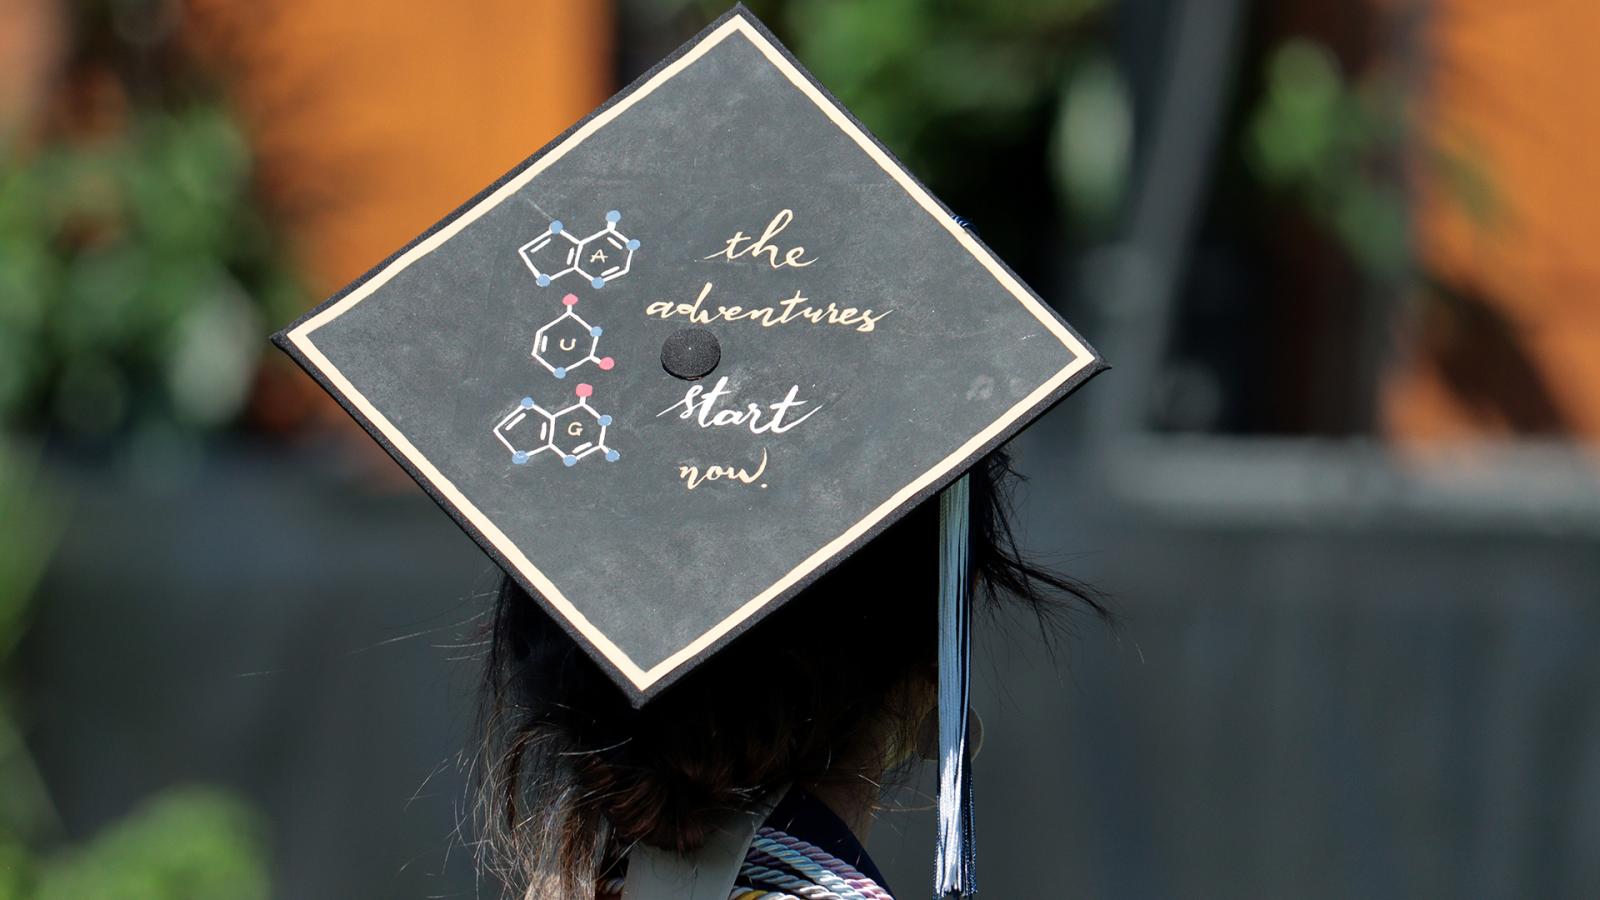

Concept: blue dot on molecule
[[626, 239, 640, 250], [549, 220, 563, 234], [598, 415, 613, 426], [591, 276, 605, 289], [512, 451, 529, 465], [553, 367, 566, 379], [590, 326, 603, 337], [606, 210, 621, 223], [536, 274, 551, 287], [563, 455, 578, 467], [520, 397, 535, 409], [605, 449, 619, 462]]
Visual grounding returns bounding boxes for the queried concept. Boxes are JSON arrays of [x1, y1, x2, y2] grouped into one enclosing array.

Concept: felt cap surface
[[273, 5, 1104, 705]]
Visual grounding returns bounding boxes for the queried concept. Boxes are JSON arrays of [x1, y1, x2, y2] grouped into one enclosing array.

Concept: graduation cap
[[273, 6, 1103, 896]]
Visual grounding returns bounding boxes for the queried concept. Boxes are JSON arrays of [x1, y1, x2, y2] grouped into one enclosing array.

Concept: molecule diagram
[[533, 293, 615, 379], [493, 382, 619, 467], [518, 210, 640, 289]]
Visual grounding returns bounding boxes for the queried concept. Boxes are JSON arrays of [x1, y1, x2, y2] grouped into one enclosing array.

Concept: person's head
[[474, 448, 1107, 897]]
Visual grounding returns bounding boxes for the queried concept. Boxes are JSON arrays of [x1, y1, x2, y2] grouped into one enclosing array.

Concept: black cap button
[[660, 327, 721, 381]]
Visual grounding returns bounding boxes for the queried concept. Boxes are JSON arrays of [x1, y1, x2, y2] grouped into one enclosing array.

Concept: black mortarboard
[[273, 7, 1103, 894], [274, 7, 1102, 703]]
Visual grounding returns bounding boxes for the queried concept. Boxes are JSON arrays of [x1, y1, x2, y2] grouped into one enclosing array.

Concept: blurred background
[[2, 0, 1597, 897]]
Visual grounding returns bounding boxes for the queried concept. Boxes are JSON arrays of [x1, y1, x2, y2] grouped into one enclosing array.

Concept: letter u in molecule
[[533, 293, 615, 379]]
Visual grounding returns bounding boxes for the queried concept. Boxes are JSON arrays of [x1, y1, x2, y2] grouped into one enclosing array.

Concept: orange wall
[[1385, 0, 1600, 443], [184, 0, 613, 435], [187, 0, 614, 294]]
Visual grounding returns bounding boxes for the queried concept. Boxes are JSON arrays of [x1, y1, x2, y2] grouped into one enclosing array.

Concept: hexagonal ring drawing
[[533, 293, 615, 379], [493, 383, 618, 467], [518, 210, 639, 288]]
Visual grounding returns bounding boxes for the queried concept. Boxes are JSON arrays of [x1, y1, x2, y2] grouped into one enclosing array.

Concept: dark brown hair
[[473, 449, 1107, 898]]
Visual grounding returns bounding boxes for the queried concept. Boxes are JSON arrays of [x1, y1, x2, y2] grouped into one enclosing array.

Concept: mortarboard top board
[[272, 4, 1105, 707]]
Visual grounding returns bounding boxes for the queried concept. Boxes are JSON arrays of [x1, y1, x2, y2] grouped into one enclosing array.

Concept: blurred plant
[[1051, 49, 1132, 231], [0, 4, 277, 894], [0, 105, 299, 440], [778, 0, 1100, 151], [0, 787, 269, 900], [1246, 38, 1412, 279], [0, 443, 60, 848], [0, 441, 271, 896], [647, 0, 1128, 236], [0, 0, 303, 444], [0, 450, 56, 665], [12, 788, 269, 900]]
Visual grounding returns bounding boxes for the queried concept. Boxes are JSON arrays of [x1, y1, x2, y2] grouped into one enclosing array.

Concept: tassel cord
[[934, 475, 974, 899]]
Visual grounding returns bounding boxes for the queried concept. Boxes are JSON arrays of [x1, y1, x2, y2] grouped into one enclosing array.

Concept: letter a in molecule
[[518, 210, 640, 288]]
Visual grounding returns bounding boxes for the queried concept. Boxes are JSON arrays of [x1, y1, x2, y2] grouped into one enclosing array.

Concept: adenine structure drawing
[[534, 293, 615, 379], [518, 210, 640, 289], [493, 382, 619, 467]]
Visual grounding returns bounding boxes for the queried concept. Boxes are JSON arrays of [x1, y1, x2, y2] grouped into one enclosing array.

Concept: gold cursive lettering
[[702, 209, 816, 269], [644, 282, 890, 334], [656, 377, 820, 435], [678, 448, 769, 490]]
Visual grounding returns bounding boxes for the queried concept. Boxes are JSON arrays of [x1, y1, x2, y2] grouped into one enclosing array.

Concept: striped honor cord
[[597, 825, 894, 900]]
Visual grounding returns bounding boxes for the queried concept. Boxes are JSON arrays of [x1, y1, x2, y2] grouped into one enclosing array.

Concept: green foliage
[[0, 429, 271, 900], [0, 445, 56, 664], [0, 105, 301, 439], [659, 0, 1122, 230], [0, 443, 270, 900], [1051, 50, 1132, 229], [0, 444, 60, 847], [782, 0, 1107, 193], [11, 788, 269, 900], [0, 320, 269, 900], [0, 5, 283, 895], [1247, 39, 1411, 278], [0, 443, 271, 900]]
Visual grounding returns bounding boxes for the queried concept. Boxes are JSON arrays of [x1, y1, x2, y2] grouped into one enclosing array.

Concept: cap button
[[660, 327, 721, 381]]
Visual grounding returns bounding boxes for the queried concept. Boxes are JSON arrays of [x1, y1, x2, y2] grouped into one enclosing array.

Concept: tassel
[[934, 474, 974, 898]]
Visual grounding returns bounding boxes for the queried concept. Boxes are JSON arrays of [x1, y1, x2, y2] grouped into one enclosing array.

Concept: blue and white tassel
[[935, 474, 975, 898]]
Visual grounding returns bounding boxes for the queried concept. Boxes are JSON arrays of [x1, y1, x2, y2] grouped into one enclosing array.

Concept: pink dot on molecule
[[562, 293, 579, 307], [575, 383, 594, 398], [598, 357, 615, 371]]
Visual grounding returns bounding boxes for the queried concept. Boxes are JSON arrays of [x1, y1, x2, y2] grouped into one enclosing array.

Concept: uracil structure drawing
[[533, 293, 615, 379]]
